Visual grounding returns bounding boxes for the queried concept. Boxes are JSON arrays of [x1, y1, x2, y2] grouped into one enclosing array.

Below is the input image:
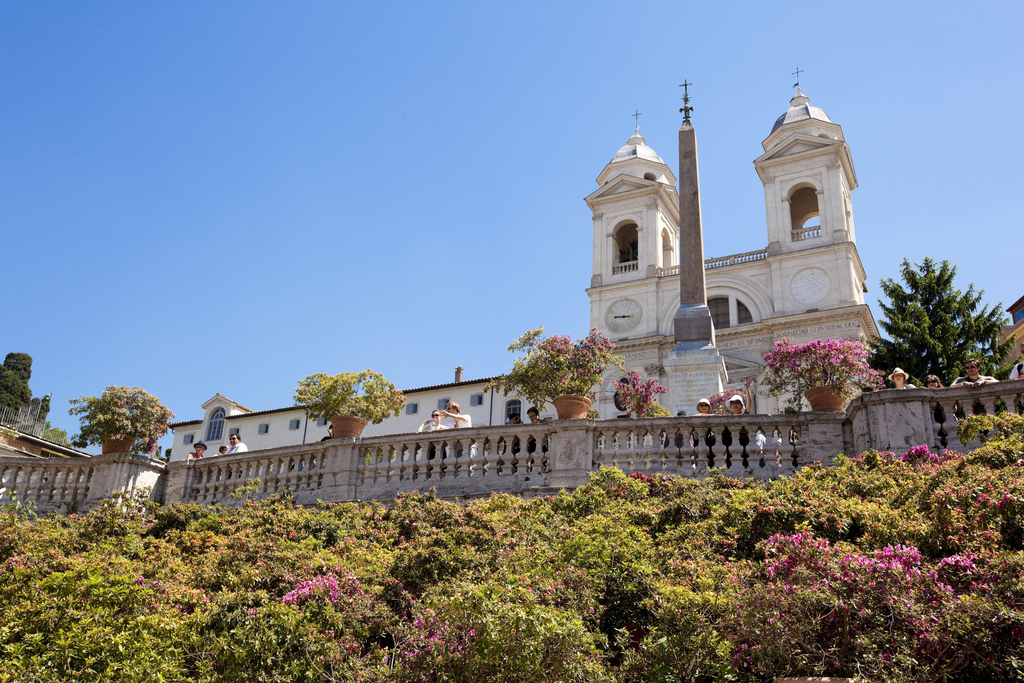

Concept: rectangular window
[[406, 403, 419, 415], [437, 398, 450, 410], [470, 393, 484, 406], [258, 424, 269, 434], [316, 417, 328, 426], [229, 427, 240, 436], [289, 419, 301, 430], [1015, 309, 1024, 324], [183, 434, 194, 445]]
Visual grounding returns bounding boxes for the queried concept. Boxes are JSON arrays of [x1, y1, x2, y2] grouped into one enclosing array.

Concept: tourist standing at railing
[[225, 433, 248, 454], [924, 375, 943, 388], [508, 413, 522, 425], [319, 424, 334, 441], [1011, 341, 1024, 379], [951, 359, 999, 387], [418, 410, 447, 433], [217, 445, 228, 456], [438, 402, 471, 429], [728, 378, 755, 414], [187, 442, 207, 460], [888, 368, 915, 389], [526, 407, 546, 423]]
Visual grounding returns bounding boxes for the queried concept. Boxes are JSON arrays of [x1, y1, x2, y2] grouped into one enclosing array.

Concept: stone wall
[[4, 380, 1022, 514]]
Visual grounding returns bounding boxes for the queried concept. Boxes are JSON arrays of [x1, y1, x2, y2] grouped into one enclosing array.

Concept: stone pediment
[[586, 175, 653, 200], [755, 133, 838, 164]]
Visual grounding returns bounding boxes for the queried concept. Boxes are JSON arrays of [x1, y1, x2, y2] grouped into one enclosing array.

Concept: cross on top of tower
[[791, 67, 803, 89], [679, 80, 693, 122]]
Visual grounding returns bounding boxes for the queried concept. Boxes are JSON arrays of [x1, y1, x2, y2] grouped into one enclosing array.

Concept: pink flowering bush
[[706, 389, 736, 415], [68, 385, 174, 455], [615, 370, 666, 418], [762, 337, 884, 405], [487, 326, 624, 411]]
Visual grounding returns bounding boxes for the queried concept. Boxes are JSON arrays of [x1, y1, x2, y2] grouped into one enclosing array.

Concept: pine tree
[[0, 353, 33, 410], [871, 258, 1013, 385]]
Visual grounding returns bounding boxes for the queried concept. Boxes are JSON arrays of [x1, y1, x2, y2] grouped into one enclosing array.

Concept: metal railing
[[0, 404, 74, 448]]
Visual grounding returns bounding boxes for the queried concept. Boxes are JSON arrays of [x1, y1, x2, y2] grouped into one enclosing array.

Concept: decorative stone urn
[[804, 386, 846, 412], [330, 415, 367, 438], [101, 437, 135, 454], [552, 395, 592, 420]]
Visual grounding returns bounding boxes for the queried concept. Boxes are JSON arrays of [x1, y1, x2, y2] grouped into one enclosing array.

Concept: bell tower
[[753, 88, 868, 317]]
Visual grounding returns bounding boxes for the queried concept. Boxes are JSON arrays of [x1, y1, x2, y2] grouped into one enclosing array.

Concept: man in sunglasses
[[951, 358, 998, 387], [418, 411, 448, 432]]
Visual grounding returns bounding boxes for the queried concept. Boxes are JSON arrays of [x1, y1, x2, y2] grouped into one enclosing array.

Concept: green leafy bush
[[1, 415, 1022, 681]]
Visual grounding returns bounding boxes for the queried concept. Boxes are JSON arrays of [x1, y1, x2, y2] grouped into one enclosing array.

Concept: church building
[[166, 87, 878, 459], [588, 88, 877, 415]]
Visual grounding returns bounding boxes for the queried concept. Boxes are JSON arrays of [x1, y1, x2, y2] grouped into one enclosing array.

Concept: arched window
[[737, 300, 753, 325], [613, 376, 630, 412], [661, 228, 674, 268], [206, 408, 225, 442], [505, 400, 522, 421], [708, 297, 730, 330], [789, 186, 820, 230], [613, 223, 638, 265]]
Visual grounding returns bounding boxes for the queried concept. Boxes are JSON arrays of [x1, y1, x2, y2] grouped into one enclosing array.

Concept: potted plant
[[761, 338, 883, 411], [294, 370, 406, 438], [616, 370, 668, 418], [68, 386, 175, 456], [487, 327, 624, 419]]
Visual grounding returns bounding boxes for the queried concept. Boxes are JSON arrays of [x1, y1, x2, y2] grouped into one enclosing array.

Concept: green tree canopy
[[0, 353, 33, 411], [871, 258, 1013, 384]]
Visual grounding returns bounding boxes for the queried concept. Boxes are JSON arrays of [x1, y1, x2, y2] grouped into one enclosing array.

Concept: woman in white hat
[[888, 368, 914, 389]]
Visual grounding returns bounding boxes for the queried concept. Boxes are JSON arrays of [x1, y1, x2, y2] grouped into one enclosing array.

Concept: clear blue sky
[[3, 1, 1021, 452]]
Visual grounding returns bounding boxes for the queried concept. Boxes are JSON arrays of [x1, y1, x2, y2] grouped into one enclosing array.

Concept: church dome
[[610, 128, 666, 165], [770, 88, 833, 133]]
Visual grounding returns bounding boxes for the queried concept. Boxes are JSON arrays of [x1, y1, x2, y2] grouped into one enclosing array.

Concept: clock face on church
[[605, 298, 643, 334]]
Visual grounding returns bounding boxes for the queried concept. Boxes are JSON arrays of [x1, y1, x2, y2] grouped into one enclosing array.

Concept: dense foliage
[[871, 257, 1013, 384], [68, 386, 175, 455], [487, 327, 624, 411], [294, 370, 406, 425], [2, 415, 1023, 682], [762, 338, 883, 404], [616, 370, 667, 418], [0, 352, 39, 415]]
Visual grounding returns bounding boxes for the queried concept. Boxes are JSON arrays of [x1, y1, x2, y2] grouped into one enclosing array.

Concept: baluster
[[721, 426, 734, 470], [738, 427, 750, 469], [484, 436, 501, 477]]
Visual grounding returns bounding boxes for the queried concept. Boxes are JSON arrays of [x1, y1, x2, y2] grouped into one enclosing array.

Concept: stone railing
[[0, 452, 165, 515], [792, 226, 822, 241], [4, 381, 1021, 512], [612, 260, 639, 274], [704, 248, 769, 270], [846, 379, 1024, 456]]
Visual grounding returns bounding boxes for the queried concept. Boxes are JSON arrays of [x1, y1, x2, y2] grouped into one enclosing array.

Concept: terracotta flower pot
[[330, 415, 368, 438], [101, 437, 135, 454], [804, 386, 846, 412], [552, 394, 592, 420]]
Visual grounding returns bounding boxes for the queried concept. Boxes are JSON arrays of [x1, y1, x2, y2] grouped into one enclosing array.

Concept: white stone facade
[[168, 381, 549, 462], [587, 89, 878, 415]]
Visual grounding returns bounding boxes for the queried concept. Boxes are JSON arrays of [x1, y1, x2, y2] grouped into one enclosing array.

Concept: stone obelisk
[[663, 83, 727, 415]]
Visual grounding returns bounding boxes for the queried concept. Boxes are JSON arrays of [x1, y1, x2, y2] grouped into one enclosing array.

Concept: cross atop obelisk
[[674, 81, 713, 345], [663, 80, 727, 415]]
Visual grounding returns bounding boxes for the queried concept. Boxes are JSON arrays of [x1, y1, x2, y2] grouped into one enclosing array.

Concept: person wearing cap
[[888, 368, 914, 389], [187, 442, 207, 460]]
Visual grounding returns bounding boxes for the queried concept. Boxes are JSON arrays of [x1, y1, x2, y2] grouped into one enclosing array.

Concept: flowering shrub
[[294, 369, 406, 424], [487, 327, 624, 411], [67, 386, 174, 455], [762, 337, 884, 403], [615, 370, 666, 418], [0, 414, 1021, 682], [706, 389, 735, 415]]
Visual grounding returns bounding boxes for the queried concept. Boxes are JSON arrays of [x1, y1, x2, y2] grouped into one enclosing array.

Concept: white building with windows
[[587, 88, 877, 415], [168, 87, 879, 457], [168, 375, 547, 461]]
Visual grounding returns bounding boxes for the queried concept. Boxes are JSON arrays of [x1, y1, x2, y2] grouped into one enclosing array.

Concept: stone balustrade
[[3, 380, 1021, 513], [792, 226, 822, 241]]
